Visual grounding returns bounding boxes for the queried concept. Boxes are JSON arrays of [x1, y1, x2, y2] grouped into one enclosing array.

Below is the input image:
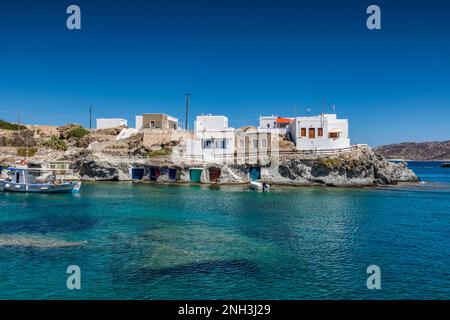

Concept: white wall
[[259, 116, 277, 129], [195, 115, 229, 131], [291, 114, 350, 150], [188, 115, 235, 163], [135, 115, 143, 130], [96, 118, 127, 129]]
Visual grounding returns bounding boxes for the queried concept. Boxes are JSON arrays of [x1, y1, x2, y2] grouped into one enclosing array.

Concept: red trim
[[275, 117, 292, 124]]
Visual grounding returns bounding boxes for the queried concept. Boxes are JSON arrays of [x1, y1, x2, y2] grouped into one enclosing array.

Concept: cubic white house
[[187, 115, 235, 163], [96, 118, 128, 129], [258, 115, 293, 135], [288, 113, 350, 151]]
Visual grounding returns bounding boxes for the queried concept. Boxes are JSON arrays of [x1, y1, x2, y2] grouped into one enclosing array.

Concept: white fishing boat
[[0, 166, 81, 193], [249, 181, 270, 192]]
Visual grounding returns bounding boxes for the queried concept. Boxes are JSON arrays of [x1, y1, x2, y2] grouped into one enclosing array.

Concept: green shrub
[[66, 126, 89, 139], [42, 135, 67, 151], [17, 147, 38, 157], [0, 119, 27, 131], [146, 148, 170, 158]]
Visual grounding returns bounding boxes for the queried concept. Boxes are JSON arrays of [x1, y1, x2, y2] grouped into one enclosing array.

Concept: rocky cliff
[[69, 146, 418, 186]]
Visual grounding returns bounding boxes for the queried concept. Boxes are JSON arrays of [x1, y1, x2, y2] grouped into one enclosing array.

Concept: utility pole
[[185, 93, 191, 130], [17, 112, 21, 149], [89, 106, 92, 129]]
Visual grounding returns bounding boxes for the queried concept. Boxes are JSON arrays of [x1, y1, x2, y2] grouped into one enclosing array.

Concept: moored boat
[[249, 181, 270, 192], [440, 163, 450, 168], [0, 167, 81, 193]]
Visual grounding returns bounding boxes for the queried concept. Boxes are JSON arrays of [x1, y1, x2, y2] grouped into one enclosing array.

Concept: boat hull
[[0, 181, 81, 193]]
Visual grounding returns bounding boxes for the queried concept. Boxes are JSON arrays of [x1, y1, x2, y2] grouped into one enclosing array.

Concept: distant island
[[375, 140, 450, 161]]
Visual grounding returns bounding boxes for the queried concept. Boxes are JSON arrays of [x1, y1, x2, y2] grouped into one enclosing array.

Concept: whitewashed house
[[288, 114, 350, 151], [235, 127, 278, 165], [259, 115, 293, 135], [96, 118, 127, 129], [187, 115, 235, 163]]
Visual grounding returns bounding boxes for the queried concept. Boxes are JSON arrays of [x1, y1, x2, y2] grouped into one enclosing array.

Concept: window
[[213, 139, 227, 149], [252, 139, 258, 148], [308, 128, 315, 139], [318, 128, 323, 137], [261, 139, 267, 148], [266, 124, 270, 128], [203, 139, 213, 149], [239, 139, 245, 148], [300, 128, 306, 137], [150, 121, 155, 128], [329, 132, 339, 139]]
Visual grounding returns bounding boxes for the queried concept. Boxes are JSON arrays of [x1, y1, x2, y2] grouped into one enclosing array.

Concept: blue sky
[[0, 0, 449, 146]]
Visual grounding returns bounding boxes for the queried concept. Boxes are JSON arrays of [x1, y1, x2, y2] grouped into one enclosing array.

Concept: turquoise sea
[[0, 161, 449, 299]]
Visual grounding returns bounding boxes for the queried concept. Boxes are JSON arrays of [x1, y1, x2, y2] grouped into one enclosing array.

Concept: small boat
[[0, 167, 81, 193], [249, 181, 270, 192], [440, 163, 450, 168]]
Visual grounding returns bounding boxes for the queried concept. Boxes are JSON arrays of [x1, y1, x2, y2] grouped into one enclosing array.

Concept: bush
[[0, 130, 36, 147], [17, 147, 38, 157], [42, 135, 67, 151], [66, 126, 89, 139], [146, 148, 170, 158], [0, 119, 27, 131]]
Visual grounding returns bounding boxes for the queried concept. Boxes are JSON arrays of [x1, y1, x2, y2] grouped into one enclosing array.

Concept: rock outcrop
[[273, 147, 418, 186], [68, 146, 418, 186]]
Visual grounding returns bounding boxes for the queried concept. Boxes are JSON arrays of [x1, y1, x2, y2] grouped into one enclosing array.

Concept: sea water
[[0, 162, 449, 299]]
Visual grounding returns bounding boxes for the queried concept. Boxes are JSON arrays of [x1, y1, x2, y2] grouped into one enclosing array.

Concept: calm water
[[0, 162, 449, 299]]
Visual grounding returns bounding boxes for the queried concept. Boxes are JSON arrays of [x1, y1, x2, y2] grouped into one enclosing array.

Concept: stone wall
[[142, 129, 193, 148]]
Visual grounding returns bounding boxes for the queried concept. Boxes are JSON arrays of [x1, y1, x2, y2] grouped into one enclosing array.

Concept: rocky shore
[[0, 123, 419, 187], [68, 145, 418, 186]]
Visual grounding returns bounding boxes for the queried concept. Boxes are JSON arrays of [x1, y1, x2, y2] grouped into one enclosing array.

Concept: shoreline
[[79, 179, 422, 190]]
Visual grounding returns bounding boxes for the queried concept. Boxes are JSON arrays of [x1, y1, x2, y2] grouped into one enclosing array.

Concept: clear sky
[[0, 0, 449, 146]]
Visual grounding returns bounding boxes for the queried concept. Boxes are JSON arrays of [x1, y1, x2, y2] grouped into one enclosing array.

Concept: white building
[[96, 118, 127, 129], [135, 114, 178, 130], [135, 115, 143, 130], [259, 115, 293, 135], [187, 115, 235, 163], [288, 114, 350, 151]]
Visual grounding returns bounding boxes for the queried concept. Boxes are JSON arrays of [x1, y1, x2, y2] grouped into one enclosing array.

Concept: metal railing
[[183, 144, 367, 161]]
